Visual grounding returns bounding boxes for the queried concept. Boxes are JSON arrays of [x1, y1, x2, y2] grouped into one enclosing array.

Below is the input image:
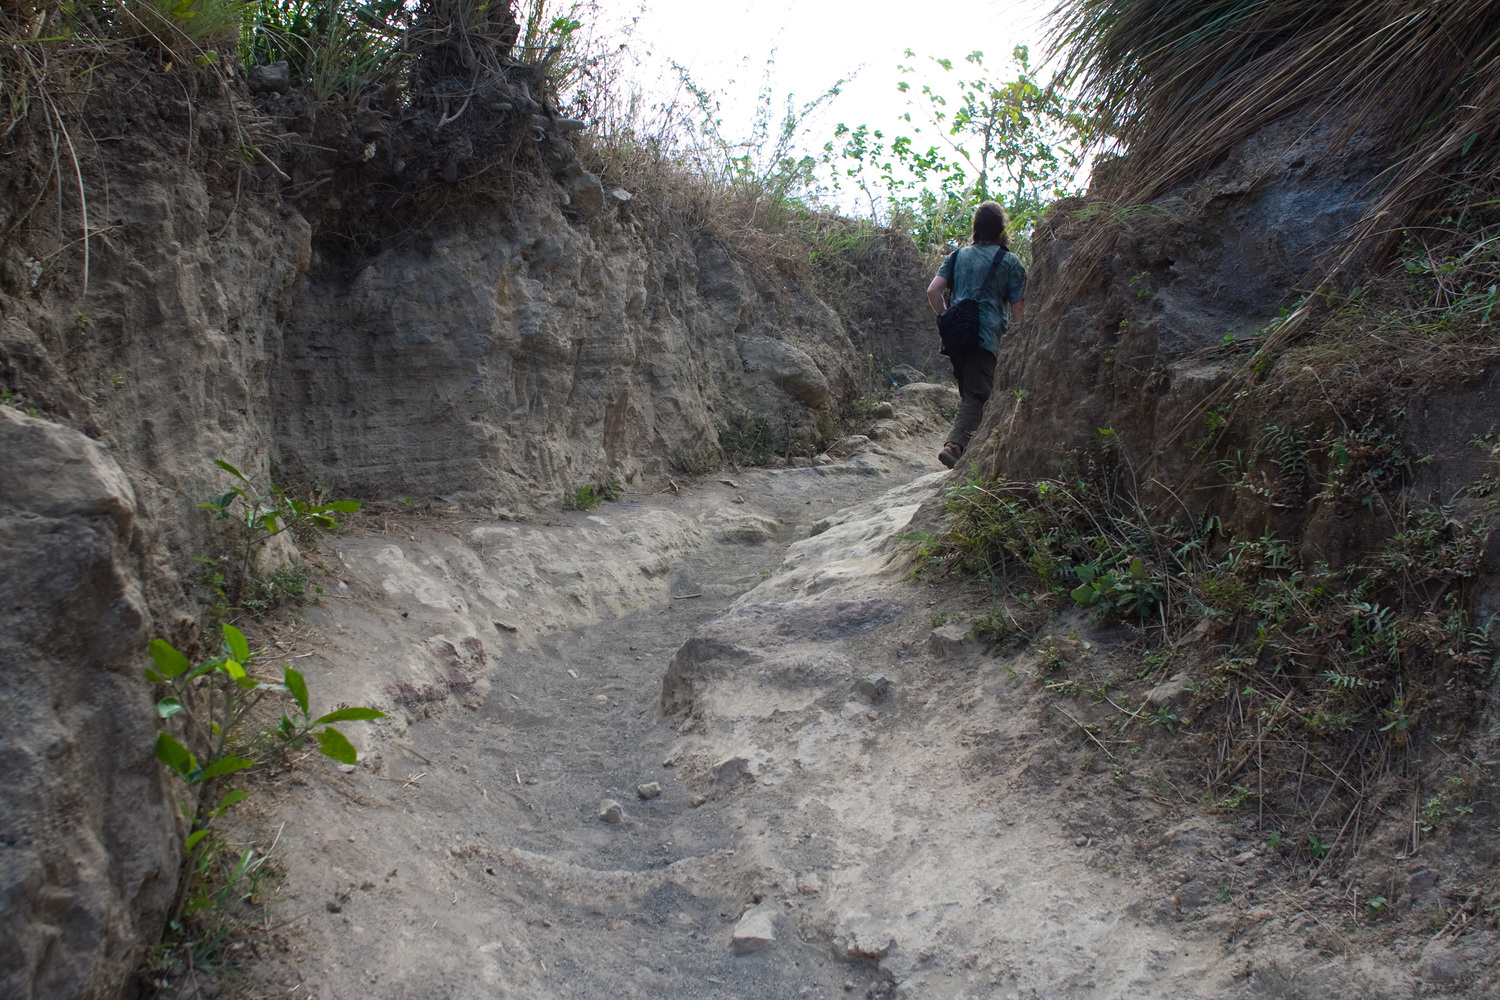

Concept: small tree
[[149, 623, 386, 921], [826, 46, 1089, 253]]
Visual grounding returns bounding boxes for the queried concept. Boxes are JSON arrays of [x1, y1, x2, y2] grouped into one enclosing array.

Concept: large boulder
[[738, 337, 833, 408], [0, 406, 176, 1000]]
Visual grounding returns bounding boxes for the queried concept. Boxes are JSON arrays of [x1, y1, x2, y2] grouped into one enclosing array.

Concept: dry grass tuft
[[1051, 0, 1500, 233]]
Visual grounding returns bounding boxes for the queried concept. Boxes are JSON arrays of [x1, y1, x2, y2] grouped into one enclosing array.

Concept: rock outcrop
[[971, 114, 1384, 487], [0, 409, 175, 1000], [271, 211, 899, 507]]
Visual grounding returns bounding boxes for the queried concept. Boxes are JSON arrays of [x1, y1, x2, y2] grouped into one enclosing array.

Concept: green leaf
[[149, 639, 192, 678], [1075, 564, 1096, 584], [186, 659, 218, 682], [222, 623, 250, 662], [284, 666, 309, 716], [221, 658, 247, 682], [324, 500, 362, 513], [155, 733, 196, 776], [199, 755, 255, 780], [311, 706, 388, 726], [315, 726, 358, 765], [156, 697, 184, 719], [184, 829, 210, 853], [214, 458, 248, 481], [1070, 584, 1095, 605], [212, 789, 248, 816]]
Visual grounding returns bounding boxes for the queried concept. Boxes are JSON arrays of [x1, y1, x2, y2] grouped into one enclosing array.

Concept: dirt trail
[[233, 410, 1475, 1000]]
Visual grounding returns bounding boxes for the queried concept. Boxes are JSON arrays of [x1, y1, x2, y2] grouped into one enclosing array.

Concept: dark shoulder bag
[[936, 246, 1009, 356]]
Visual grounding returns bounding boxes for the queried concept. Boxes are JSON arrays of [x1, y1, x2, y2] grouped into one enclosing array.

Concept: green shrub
[[561, 479, 620, 510], [198, 459, 358, 618]]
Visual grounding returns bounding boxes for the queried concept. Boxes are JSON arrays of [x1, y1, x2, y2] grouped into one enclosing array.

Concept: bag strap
[[951, 245, 1007, 302], [977, 245, 1008, 304]]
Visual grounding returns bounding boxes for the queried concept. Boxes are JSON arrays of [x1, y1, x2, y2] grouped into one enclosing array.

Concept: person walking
[[926, 201, 1026, 469]]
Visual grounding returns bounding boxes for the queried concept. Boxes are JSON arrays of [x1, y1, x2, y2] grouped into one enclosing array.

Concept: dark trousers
[[946, 348, 996, 451]]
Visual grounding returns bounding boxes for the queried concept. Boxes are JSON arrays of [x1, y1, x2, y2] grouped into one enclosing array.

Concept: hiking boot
[[938, 442, 963, 469]]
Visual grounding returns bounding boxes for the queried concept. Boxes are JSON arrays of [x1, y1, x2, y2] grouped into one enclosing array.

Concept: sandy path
[[234, 419, 1472, 1000], [243, 432, 946, 998]]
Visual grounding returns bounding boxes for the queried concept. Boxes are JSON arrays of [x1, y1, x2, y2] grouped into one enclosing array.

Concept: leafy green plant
[[1216, 785, 1252, 811], [1418, 794, 1447, 833], [148, 623, 386, 921], [1148, 705, 1180, 734], [1308, 834, 1330, 860], [1070, 557, 1164, 618], [1035, 634, 1066, 674], [560, 479, 621, 511], [198, 459, 359, 617]]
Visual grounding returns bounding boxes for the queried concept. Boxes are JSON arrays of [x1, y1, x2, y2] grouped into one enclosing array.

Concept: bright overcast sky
[[586, 0, 1061, 202]]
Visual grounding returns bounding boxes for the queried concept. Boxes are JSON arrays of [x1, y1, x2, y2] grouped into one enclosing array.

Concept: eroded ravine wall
[[0, 67, 932, 999], [962, 111, 1500, 662], [272, 200, 919, 509]]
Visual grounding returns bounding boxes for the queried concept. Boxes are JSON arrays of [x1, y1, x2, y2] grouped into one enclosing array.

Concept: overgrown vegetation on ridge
[[923, 417, 1495, 866]]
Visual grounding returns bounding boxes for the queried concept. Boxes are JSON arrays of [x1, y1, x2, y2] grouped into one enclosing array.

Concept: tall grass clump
[[121, 0, 254, 56], [1049, 0, 1500, 281], [244, 0, 413, 103]]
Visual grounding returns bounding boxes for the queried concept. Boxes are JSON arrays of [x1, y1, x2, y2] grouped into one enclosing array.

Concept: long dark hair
[[972, 201, 1009, 249]]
